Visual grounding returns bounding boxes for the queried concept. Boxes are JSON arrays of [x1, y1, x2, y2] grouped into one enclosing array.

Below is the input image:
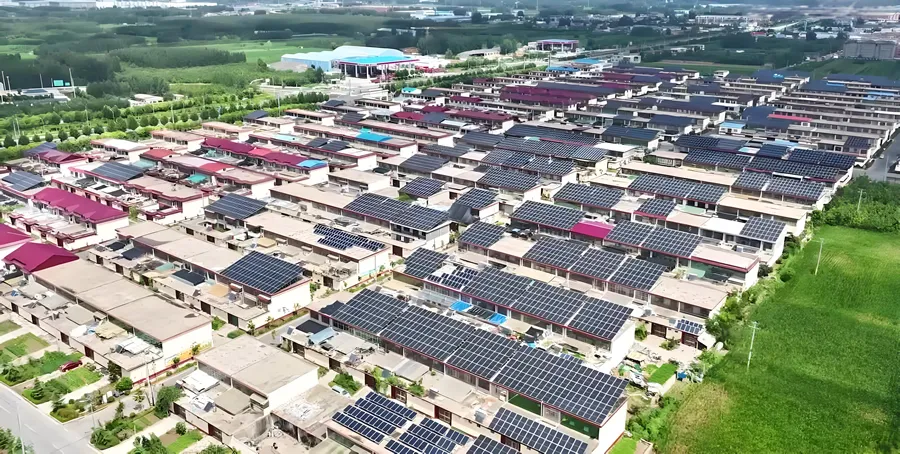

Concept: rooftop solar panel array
[[494, 347, 628, 425], [365, 392, 417, 420], [739, 216, 787, 243], [446, 329, 520, 380], [418, 418, 469, 445], [626, 174, 727, 204], [605, 220, 655, 247], [220, 251, 303, 294], [521, 156, 576, 176], [601, 125, 660, 141], [787, 148, 856, 170], [392, 204, 448, 231], [2, 172, 43, 192], [314, 224, 386, 252], [501, 152, 534, 168], [523, 238, 589, 270], [381, 305, 475, 360], [400, 154, 449, 173], [756, 144, 789, 158], [571, 146, 608, 162], [331, 289, 408, 334], [496, 137, 579, 159], [333, 412, 384, 443], [458, 222, 504, 248], [459, 131, 503, 148], [406, 425, 457, 452], [399, 177, 444, 198], [436, 266, 480, 290], [511, 201, 584, 230], [455, 188, 497, 209], [732, 171, 772, 191], [675, 319, 703, 335], [746, 156, 840, 181], [344, 193, 405, 219], [642, 227, 703, 258], [482, 149, 515, 165], [422, 143, 474, 158], [488, 408, 589, 454], [635, 198, 676, 218], [505, 124, 600, 145], [569, 248, 627, 281], [478, 168, 540, 191], [467, 436, 520, 454], [568, 296, 634, 341], [93, 161, 145, 182], [403, 248, 449, 279], [608, 257, 666, 291], [514, 281, 588, 325], [463, 266, 535, 308], [553, 183, 624, 209], [684, 150, 752, 170], [765, 177, 825, 200], [206, 194, 268, 220]]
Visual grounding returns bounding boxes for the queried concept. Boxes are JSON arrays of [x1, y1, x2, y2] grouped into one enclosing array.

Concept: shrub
[[758, 263, 772, 278], [330, 373, 361, 395], [660, 338, 679, 351], [635, 323, 648, 341], [175, 422, 187, 435], [211, 317, 225, 330], [53, 407, 80, 422], [226, 329, 244, 339], [115, 377, 133, 393], [90, 429, 118, 449], [780, 268, 795, 282]]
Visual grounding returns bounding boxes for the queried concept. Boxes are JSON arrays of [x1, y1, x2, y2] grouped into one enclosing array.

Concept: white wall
[[270, 281, 311, 316], [356, 155, 378, 171], [593, 403, 627, 454], [96, 217, 131, 242], [161, 323, 213, 364], [306, 167, 329, 185], [47, 232, 99, 250], [608, 321, 634, 370], [182, 198, 207, 219], [264, 366, 318, 411], [0, 241, 29, 261], [251, 180, 276, 198]]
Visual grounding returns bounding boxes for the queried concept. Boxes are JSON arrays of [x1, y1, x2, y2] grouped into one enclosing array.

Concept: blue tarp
[[310, 327, 336, 345], [450, 300, 472, 312], [489, 313, 507, 324], [357, 131, 391, 142], [298, 159, 327, 169]]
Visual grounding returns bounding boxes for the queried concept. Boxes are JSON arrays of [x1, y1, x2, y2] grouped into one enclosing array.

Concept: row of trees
[[812, 176, 900, 232], [111, 47, 247, 69]]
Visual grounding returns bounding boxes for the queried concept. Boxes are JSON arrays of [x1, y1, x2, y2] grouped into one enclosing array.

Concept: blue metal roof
[[720, 121, 746, 129], [338, 55, 415, 65]]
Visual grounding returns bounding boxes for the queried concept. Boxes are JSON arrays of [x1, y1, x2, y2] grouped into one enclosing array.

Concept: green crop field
[[156, 37, 362, 64], [644, 61, 760, 76], [794, 58, 900, 80], [663, 226, 900, 454]]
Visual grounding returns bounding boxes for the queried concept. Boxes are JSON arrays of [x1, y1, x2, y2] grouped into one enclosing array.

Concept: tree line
[[111, 47, 246, 69]]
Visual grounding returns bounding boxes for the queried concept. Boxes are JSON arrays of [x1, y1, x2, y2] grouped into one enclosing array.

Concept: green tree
[[114, 401, 125, 421], [31, 135, 40, 144], [18, 136, 30, 146], [44, 132, 53, 143], [52, 396, 65, 413], [126, 117, 138, 130], [82, 125, 92, 136], [257, 58, 268, 71], [2, 137, 14, 148], [149, 116, 159, 126], [200, 446, 232, 454], [133, 387, 145, 408], [139, 116, 151, 127], [30, 378, 45, 401], [107, 362, 122, 382], [94, 126, 105, 134], [69, 128, 81, 139], [57, 130, 68, 141], [132, 434, 168, 454], [154, 386, 183, 417], [116, 377, 133, 393]]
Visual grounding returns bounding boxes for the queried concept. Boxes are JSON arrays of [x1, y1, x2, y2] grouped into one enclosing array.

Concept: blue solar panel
[[365, 392, 417, 420], [408, 424, 456, 452], [399, 433, 451, 454], [675, 319, 703, 335], [386, 440, 419, 454], [314, 224, 385, 251], [343, 405, 398, 434], [333, 412, 385, 443], [354, 399, 410, 428], [420, 418, 448, 436]]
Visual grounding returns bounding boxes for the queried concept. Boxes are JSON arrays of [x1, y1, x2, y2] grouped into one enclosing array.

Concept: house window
[[435, 406, 452, 425]]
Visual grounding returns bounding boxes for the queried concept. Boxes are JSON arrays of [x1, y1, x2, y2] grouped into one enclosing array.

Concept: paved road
[[0, 385, 95, 454], [862, 134, 900, 181]]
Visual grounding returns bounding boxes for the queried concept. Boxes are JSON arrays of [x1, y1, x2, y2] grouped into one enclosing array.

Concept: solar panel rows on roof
[[569, 248, 626, 281], [403, 248, 448, 279], [523, 238, 589, 270], [400, 154, 449, 173], [93, 161, 144, 182], [568, 296, 633, 341], [511, 201, 584, 230], [608, 257, 666, 291], [446, 329, 520, 380], [391, 204, 448, 231], [331, 289, 408, 334], [642, 227, 702, 258], [554, 183, 624, 209], [488, 408, 589, 454], [478, 168, 540, 192], [381, 306, 475, 360], [206, 194, 267, 220], [739, 216, 786, 243], [2, 172, 43, 192], [514, 281, 587, 325], [636, 198, 676, 218], [399, 177, 444, 198], [458, 222, 504, 248], [455, 188, 497, 209], [605, 221, 655, 247], [505, 124, 600, 145], [220, 251, 303, 294]]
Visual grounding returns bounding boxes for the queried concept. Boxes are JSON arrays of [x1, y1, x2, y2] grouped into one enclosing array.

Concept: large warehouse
[[281, 45, 407, 71]]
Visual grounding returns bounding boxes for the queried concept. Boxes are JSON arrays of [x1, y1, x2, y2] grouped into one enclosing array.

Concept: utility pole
[[68, 67, 76, 99], [746, 320, 758, 371], [856, 188, 865, 213], [814, 238, 824, 275]]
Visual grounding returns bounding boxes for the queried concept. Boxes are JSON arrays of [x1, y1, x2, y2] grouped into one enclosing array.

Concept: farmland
[[662, 226, 900, 454], [794, 58, 900, 80], [643, 61, 760, 76]]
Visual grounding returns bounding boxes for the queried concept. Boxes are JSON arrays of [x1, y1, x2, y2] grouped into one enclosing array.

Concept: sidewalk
[[104, 415, 180, 454]]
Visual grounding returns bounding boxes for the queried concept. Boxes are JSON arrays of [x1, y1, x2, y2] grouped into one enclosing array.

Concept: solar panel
[[602, 125, 659, 141], [686, 183, 727, 204], [458, 222, 504, 248], [344, 193, 399, 219], [521, 156, 575, 177], [407, 424, 457, 452], [343, 405, 398, 434], [206, 194, 267, 220], [92, 161, 144, 182], [515, 281, 588, 325], [488, 408, 588, 454], [400, 154, 449, 173], [456, 188, 497, 209], [675, 319, 703, 335], [501, 152, 534, 169], [467, 435, 520, 454], [756, 144, 789, 158], [333, 412, 384, 443], [569, 248, 627, 281], [505, 124, 599, 145], [553, 183, 623, 210], [739, 217, 786, 243], [447, 328, 520, 380], [733, 172, 772, 191], [605, 221, 655, 247], [380, 306, 475, 360], [765, 177, 824, 201], [511, 201, 583, 231], [403, 248, 448, 279], [445, 428, 470, 445], [478, 168, 540, 192], [635, 198, 676, 218], [642, 227, 703, 258], [320, 140, 349, 152], [418, 419, 470, 445], [365, 392, 417, 420], [391, 205, 448, 231], [460, 131, 503, 148], [496, 137, 582, 159], [656, 178, 696, 199], [2, 172, 43, 192], [400, 178, 445, 198], [423, 143, 474, 158], [463, 267, 535, 309], [331, 289, 408, 334], [220, 251, 303, 294], [435, 266, 480, 290], [494, 347, 628, 425], [523, 238, 589, 270], [353, 399, 410, 428], [571, 146, 608, 162], [788, 148, 855, 170], [306, 137, 329, 148], [608, 257, 666, 291], [313, 224, 385, 252], [386, 440, 418, 454], [482, 149, 515, 165], [628, 174, 669, 195], [399, 433, 450, 454], [567, 296, 633, 340]]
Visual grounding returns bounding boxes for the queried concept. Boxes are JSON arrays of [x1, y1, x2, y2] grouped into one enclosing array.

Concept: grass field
[[648, 363, 677, 385], [644, 61, 760, 76], [163, 37, 359, 63], [55, 367, 102, 391], [663, 226, 900, 454], [610, 437, 638, 454], [0, 332, 49, 360], [794, 58, 900, 80], [0, 320, 20, 336]]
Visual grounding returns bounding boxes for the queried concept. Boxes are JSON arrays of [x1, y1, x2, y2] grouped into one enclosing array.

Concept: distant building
[[843, 40, 897, 60], [129, 94, 164, 107], [281, 45, 407, 72], [695, 15, 745, 26]]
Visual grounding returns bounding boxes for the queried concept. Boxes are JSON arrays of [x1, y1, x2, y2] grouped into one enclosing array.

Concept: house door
[[201, 303, 211, 314], [61, 333, 70, 346], [84, 347, 94, 360], [328, 358, 341, 372], [364, 373, 377, 390], [651, 323, 668, 338], [393, 245, 403, 256], [175, 290, 184, 302], [681, 332, 699, 349], [11, 304, 18, 314], [227, 314, 238, 326]]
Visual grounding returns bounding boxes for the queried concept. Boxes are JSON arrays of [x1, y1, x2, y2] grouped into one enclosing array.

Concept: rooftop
[[198, 336, 317, 395], [108, 296, 210, 341]]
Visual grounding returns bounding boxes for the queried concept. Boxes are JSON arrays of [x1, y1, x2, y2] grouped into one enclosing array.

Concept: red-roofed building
[[570, 220, 614, 241], [0, 224, 33, 260], [8, 188, 129, 249], [767, 113, 812, 123], [4, 242, 77, 273], [142, 148, 175, 161]]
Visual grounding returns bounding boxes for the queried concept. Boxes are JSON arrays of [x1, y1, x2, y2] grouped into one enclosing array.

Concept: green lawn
[[159, 37, 360, 63], [644, 61, 760, 76], [166, 430, 203, 454], [648, 363, 677, 385], [0, 320, 20, 336], [0, 333, 49, 358], [663, 226, 900, 453], [54, 367, 102, 391], [610, 437, 637, 454], [794, 58, 900, 80]]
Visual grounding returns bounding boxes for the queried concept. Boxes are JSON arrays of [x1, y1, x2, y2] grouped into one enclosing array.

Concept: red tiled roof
[[393, 111, 426, 121], [4, 242, 77, 273], [37, 150, 85, 164], [263, 152, 309, 167], [449, 109, 512, 122], [600, 72, 634, 81], [142, 149, 174, 160], [768, 113, 812, 123], [0, 224, 31, 248], [199, 162, 233, 172], [421, 105, 450, 113], [248, 148, 272, 157], [32, 188, 127, 223], [203, 138, 255, 155], [570, 220, 614, 239]]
